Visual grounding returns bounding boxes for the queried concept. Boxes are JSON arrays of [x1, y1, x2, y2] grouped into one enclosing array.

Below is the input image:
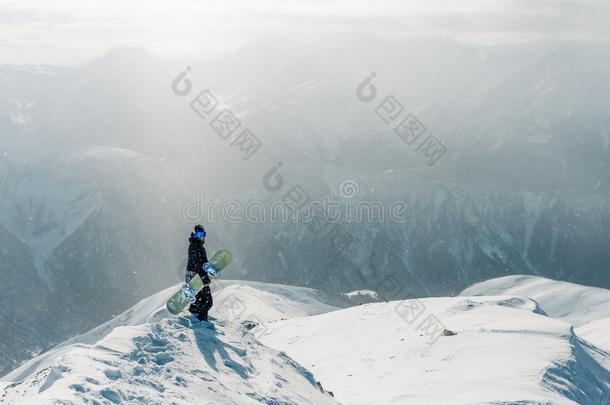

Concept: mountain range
[[1, 34, 610, 375]]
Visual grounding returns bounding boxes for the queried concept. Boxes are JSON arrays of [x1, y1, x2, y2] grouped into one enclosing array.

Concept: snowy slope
[[211, 280, 342, 324], [3, 278, 609, 404], [461, 275, 610, 327], [1, 285, 178, 384], [260, 295, 610, 405], [1, 280, 341, 382], [0, 318, 336, 405], [461, 275, 610, 363], [578, 319, 610, 353], [1, 316, 339, 405], [0, 281, 340, 404]]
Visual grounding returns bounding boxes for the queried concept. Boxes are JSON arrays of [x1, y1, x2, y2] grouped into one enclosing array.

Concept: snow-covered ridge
[[261, 294, 610, 405], [0, 281, 341, 404], [0, 318, 336, 405], [2, 280, 342, 384], [461, 275, 610, 327], [462, 274, 610, 358], [2, 277, 609, 404]]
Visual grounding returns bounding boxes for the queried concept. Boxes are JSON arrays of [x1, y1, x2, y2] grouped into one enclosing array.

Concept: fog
[[3, 0, 610, 63], [1, 0, 609, 382]]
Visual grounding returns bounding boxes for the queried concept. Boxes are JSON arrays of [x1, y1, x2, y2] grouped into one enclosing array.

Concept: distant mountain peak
[[88, 45, 159, 67]]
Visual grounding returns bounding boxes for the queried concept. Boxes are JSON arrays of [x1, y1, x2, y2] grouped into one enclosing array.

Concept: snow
[[2, 280, 341, 384], [461, 275, 610, 391], [344, 289, 378, 298], [0, 318, 336, 405], [2, 276, 609, 404], [0, 281, 341, 404], [461, 275, 610, 327], [211, 280, 341, 324], [260, 295, 610, 405], [577, 319, 610, 353]]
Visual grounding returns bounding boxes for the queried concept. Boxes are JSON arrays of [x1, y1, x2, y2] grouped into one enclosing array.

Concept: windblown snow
[[2, 276, 609, 404]]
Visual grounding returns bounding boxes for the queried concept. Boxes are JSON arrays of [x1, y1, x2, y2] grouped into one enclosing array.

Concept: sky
[[1, 0, 609, 65]]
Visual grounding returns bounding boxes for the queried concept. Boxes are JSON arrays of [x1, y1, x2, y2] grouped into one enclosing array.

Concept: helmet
[[194, 224, 206, 239]]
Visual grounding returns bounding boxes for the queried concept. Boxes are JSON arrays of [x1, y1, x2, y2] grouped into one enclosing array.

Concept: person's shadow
[[191, 317, 251, 379]]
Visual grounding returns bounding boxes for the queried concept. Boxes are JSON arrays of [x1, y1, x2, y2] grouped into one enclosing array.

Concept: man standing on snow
[[186, 224, 213, 321]]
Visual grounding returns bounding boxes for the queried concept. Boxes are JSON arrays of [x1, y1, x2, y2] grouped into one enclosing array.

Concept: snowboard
[[166, 249, 233, 315]]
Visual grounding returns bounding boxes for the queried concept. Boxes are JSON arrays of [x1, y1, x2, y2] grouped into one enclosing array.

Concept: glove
[[180, 283, 197, 303]]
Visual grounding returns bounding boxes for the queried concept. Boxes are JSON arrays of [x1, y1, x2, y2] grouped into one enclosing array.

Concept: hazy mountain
[[0, 141, 191, 375], [1, 35, 610, 375]]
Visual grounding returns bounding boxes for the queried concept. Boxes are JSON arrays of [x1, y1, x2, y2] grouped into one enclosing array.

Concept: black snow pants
[[189, 285, 213, 321]]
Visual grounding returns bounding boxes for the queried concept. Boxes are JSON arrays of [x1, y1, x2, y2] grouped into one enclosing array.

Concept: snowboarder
[[186, 225, 213, 321]]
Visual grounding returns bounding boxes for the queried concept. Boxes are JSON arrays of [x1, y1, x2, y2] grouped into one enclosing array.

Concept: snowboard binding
[[203, 262, 221, 278], [180, 284, 197, 303]]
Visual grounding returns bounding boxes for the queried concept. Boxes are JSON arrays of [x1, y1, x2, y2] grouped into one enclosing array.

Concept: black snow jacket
[[186, 233, 210, 284]]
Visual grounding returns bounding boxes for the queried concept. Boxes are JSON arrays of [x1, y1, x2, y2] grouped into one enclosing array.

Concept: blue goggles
[[195, 230, 206, 238]]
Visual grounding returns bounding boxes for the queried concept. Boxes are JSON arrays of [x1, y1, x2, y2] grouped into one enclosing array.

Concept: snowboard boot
[[197, 309, 209, 322]]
